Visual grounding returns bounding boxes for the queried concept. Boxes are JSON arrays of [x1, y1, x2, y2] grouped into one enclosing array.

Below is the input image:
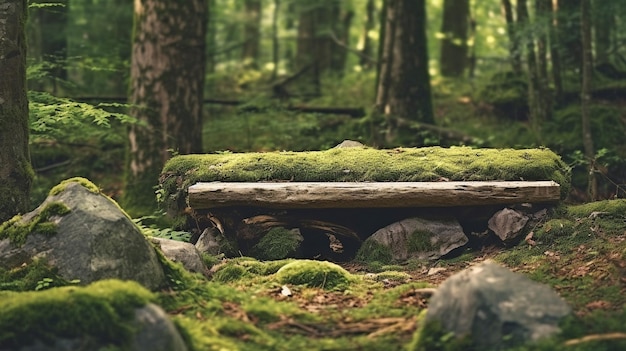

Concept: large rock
[[151, 237, 208, 276], [425, 260, 571, 349], [0, 179, 166, 290], [359, 217, 468, 262], [0, 280, 187, 351]]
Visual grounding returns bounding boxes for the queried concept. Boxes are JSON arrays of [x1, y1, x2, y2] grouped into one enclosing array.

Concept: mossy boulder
[[0, 280, 187, 351], [358, 217, 468, 262], [274, 260, 353, 290], [159, 146, 570, 214], [0, 178, 166, 289]]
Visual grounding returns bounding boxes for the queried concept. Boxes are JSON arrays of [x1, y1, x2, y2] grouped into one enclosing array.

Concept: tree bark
[[547, 0, 563, 102], [501, 0, 522, 74], [375, 0, 434, 142], [0, 0, 33, 222], [124, 0, 207, 215], [242, 0, 262, 68], [558, 0, 583, 73], [593, 2, 614, 65], [439, 0, 469, 77], [535, 0, 552, 120], [271, 0, 280, 79], [360, 0, 376, 69], [188, 181, 562, 209], [580, 0, 597, 200], [295, 1, 346, 94], [518, 0, 545, 132]]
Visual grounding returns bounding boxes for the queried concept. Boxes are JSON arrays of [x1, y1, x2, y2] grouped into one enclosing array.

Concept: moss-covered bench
[[159, 146, 570, 259], [160, 146, 569, 211]]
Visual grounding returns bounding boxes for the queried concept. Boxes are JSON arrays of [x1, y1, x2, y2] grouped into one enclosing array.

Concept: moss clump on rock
[[275, 260, 353, 290], [355, 240, 394, 264], [0, 201, 71, 246], [0, 260, 68, 292], [251, 227, 303, 260], [49, 177, 100, 196], [407, 229, 435, 253], [0, 279, 153, 350]]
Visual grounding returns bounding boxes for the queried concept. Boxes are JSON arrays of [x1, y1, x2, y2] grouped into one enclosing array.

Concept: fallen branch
[[564, 332, 626, 346]]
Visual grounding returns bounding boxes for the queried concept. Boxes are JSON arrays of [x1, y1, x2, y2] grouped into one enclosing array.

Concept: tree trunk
[[501, 0, 522, 74], [330, 9, 354, 74], [124, 0, 207, 215], [295, 1, 344, 94], [360, 0, 376, 69], [593, 2, 614, 65], [375, 0, 434, 142], [0, 0, 33, 222], [518, 0, 545, 133], [548, 0, 563, 102], [558, 0, 583, 73], [242, 0, 262, 68], [535, 0, 552, 120], [439, 0, 469, 77], [271, 0, 280, 79], [580, 0, 597, 200]]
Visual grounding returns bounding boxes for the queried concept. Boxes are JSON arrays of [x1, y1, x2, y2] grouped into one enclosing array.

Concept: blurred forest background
[[23, 0, 626, 215]]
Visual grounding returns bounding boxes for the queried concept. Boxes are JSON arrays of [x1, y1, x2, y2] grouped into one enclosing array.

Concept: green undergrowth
[[3, 199, 626, 350], [0, 259, 72, 292]]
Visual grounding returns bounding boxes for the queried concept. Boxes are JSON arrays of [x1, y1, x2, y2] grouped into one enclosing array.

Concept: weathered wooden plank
[[188, 181, 561, 209]]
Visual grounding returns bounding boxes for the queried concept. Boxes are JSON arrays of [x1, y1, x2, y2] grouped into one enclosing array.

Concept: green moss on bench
[[159, 146, 570, 213]]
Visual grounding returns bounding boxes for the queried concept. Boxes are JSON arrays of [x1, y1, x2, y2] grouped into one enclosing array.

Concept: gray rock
[[151, 237, 208, 276], [132, 303, 188, 351], [0, 180, 166, 290], [488, 208, 530, 242], [365, 217, 468, 261], [425, 260, 571, 349], [195, 227, 222, 255], [333, 140, 365, 148]]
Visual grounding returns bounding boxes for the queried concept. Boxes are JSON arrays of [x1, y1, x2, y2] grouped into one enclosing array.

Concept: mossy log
[[188, 181, 561, 209]]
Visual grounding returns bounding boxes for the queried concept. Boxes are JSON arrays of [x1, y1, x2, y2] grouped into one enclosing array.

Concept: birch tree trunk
[[0, 0, 33, 222], [124, 0, 207, 215]]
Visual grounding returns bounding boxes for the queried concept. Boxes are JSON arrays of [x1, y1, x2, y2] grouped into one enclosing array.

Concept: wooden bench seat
[[188, 181, 561, 209]]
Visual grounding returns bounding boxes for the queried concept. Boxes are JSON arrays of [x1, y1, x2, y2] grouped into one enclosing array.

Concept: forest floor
[[161, 200, 626, 350]]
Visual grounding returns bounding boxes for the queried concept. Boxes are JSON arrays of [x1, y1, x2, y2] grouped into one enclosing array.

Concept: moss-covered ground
[[3, 200, 626, 350]]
